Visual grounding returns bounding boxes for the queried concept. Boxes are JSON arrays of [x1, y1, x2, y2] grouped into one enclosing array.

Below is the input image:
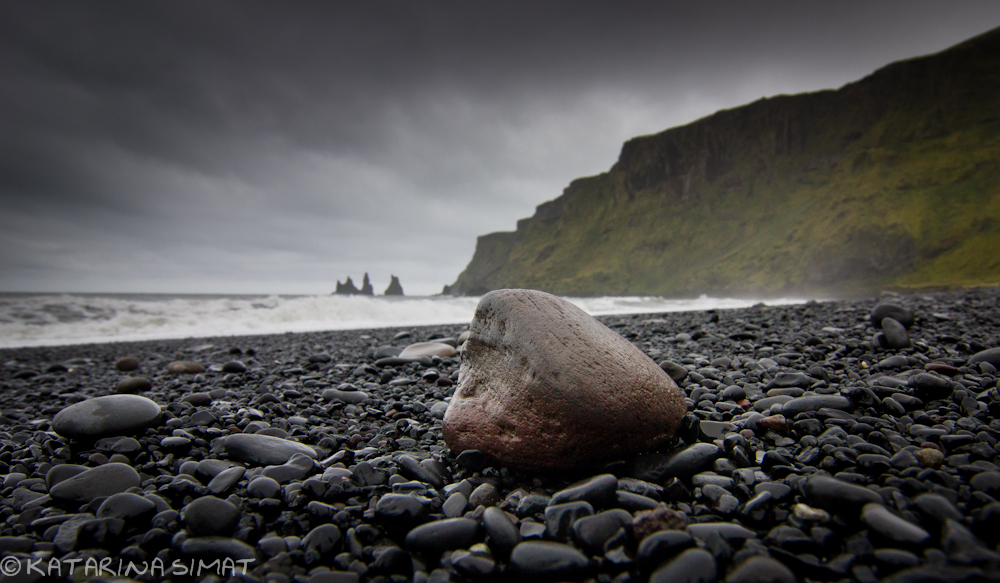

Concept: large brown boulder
[[443, 289, 686, 470]]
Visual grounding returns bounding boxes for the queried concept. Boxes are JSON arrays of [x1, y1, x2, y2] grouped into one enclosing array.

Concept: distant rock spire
[[334, 277, 359, 295], [360, 273, 374, 296], [384, 275, 404, 296]]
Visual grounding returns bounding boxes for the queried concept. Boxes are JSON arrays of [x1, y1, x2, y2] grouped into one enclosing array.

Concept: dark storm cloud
[[2, 2, 999, 294]]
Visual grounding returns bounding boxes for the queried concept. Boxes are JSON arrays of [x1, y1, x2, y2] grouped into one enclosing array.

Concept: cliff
[[445, 27, 1000, 297]]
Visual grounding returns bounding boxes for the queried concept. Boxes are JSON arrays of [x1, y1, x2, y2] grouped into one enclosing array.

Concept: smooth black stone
[[636, 530, 696, 571], [968, 347, 1000, 368], [571, 509, 632, 555], [752, 396, 793, 412], [95, 492, 156, 523], [873, 549, 921, 572], [753, 484, 789, 503], [45, 464, 89, 489], [629, 443, 720, 482], [878, 355, 910, 369], [725, 556, 796, 583], [405, 517, 479, 555], [881, 318, 911, 349], [221, 360, 246, 373], [871, 304, 915, 329], [246, 476, 281, 499], [767, 372, 814, 389], [181, 496, 241, 537], [802, 476, 883, 513], [544, 501, 594, 541], [207, 466, 245, 495], [374, 345, 402, 359], [509, 541, 590, 581], [374, 494, 431, 524], [741, 491, 772, 515], [211, 433, 317, 466], [115, 356, 141, 371], [550, 474, 617, 508], [720, 386, 746, 401], [262, 454, 315, 483], [52, 395, 162, 440], [483, 506, 520, 558], [659, 361, 689, 382], [454, 449, 492, 472], [442, 491, 468, 518], [397, 455, 445, 489], [450, 549, 497, 578], [970, 471, 1000, 496], [861, 503, 930, 545], [517, 494, 551, 517], [908, 373, 953, 400], [883, 397, 907, 416], [322, 388, 370, 404], [617, 491, 661, 511], [781, 395, 852, 416], [303, 523, 343, 560], [650, 548, 717, 583], [115, 376, 152, 394], [912, 493, 962, 525], [49, 463, 141, 503], [351, 461, 387, 487], [618, 477, 664, 499]]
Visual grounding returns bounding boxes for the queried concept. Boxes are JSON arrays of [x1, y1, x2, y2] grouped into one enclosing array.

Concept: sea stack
[[334, 277, 360, 295], [442, 289, 687, 470], [384, 275, 404, 296], [360, 273, 375, 296]]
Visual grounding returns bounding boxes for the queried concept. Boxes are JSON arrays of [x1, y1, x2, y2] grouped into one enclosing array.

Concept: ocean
[[0, 292, 808, 348]]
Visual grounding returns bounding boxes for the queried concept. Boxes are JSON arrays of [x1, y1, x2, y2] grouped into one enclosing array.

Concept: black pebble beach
[[1, 287, 1000, 583]]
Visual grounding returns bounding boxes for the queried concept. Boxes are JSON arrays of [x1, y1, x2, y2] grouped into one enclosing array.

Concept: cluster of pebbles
[[0, 287, 998, 583]]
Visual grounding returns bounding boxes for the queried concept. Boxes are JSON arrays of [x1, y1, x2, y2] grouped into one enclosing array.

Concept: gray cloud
[[2, 1, 999, 294]]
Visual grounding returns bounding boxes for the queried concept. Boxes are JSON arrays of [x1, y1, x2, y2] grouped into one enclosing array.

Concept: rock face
[[442, 289, 686, 470], [384, 275, 404, 296], [444, 27, 1000, 297]]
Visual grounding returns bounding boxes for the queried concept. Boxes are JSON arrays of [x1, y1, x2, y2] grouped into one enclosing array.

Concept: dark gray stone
[[49, 463, 140, 503], [405, 517, 479, 555], [211, 433, 317, 466], [181, 496, 241, 537], [52, 395, 162, 440], [510, 541, 590, 581]]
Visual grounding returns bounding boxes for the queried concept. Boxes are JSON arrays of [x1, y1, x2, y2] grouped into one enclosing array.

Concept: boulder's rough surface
[[443, 289, 686, 470]]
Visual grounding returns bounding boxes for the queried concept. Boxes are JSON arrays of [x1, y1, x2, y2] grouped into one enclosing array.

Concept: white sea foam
[[0, 292, 806, 348]]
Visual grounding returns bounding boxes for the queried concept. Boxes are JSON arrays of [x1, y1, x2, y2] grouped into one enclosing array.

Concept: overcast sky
[[2, 2, 998, 296]]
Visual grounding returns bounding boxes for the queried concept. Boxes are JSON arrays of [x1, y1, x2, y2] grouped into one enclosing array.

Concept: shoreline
[[0, 286, 998, 581], [0, 292, 811, 350]]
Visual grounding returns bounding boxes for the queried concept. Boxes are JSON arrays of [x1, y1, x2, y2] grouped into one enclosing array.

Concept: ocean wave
[[0, 293, 806, 348]]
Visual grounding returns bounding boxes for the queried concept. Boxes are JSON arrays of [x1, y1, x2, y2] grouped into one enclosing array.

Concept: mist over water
[[0, 293, 808, 348]]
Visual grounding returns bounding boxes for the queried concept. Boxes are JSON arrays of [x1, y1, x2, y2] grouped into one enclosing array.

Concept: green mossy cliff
[[446, 27, 1000, 298]]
